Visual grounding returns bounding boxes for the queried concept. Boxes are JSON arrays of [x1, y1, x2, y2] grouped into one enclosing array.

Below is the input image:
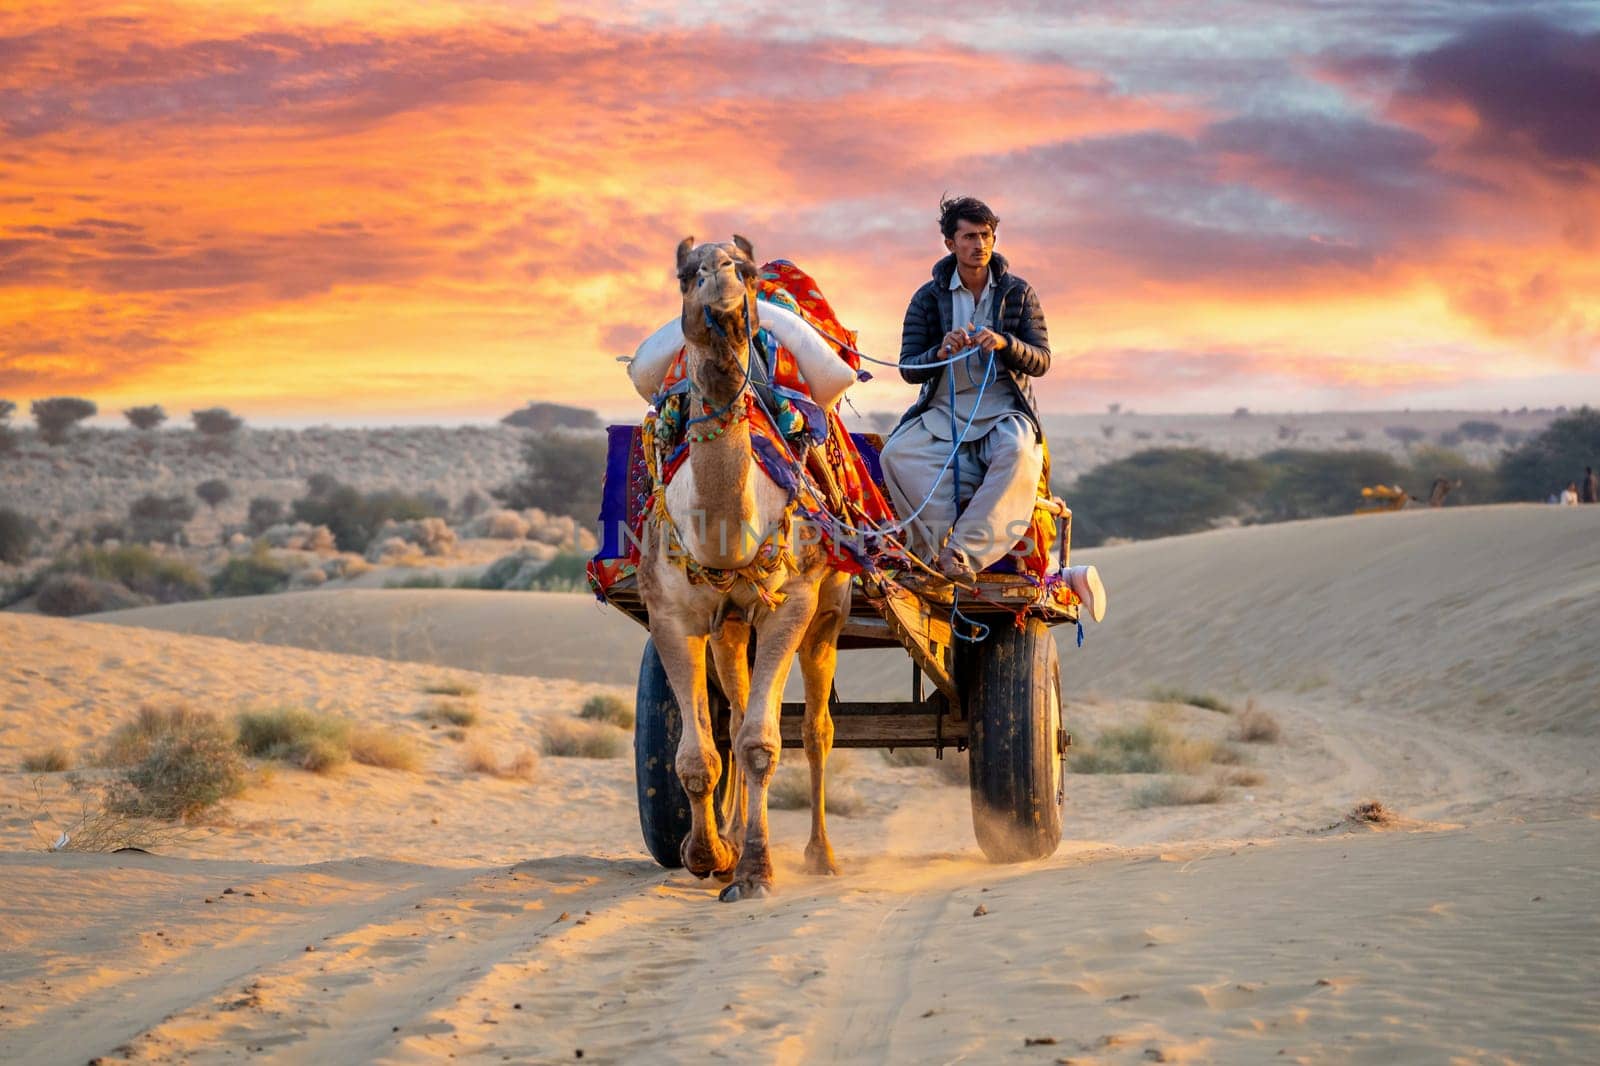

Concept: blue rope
[[946, 342, 992, 645]]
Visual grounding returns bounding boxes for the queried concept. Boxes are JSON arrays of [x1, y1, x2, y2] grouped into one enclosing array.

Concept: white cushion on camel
[[626, 302, 858, 411]]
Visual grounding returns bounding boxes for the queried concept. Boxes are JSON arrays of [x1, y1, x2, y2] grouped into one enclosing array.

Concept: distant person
[[1428, 476, 1457, 507], [1582, 466, 1598, 504], [1560, 482, 1579, 505]]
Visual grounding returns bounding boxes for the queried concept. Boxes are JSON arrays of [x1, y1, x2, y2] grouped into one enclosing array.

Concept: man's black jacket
[[893, 252, 1050, 439]]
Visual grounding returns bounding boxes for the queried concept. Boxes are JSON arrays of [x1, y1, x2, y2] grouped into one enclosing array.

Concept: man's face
[[945, 218, 995, 270]]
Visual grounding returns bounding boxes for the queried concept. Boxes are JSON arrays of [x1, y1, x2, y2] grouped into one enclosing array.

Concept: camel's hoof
[[803, 854, 841, 877], [681, 835, 738, 881], [718, 880, 772, 903]]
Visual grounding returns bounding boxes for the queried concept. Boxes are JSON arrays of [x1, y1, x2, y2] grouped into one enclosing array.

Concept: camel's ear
[[731, 233, 755, 262], [676, 236, 695, 272]]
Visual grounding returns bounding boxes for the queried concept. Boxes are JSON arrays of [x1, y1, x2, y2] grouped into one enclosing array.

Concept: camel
[[635, 235, 853, 902]]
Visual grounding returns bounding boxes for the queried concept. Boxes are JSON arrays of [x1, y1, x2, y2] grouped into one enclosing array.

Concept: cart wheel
[[965, 617, 1065, 863], [634, 639, 730, 869]]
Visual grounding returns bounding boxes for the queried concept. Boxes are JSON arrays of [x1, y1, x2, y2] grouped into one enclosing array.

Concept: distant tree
[[31, 397, 97, 445], [291, 479, 445, 553], [500, 401, 601, 432], [305, 472, 339, 499], [1384, 425, 1425, 446], [493, 433, 608, 530], [0, 399, 14, 422], [126, 494, 196, 544], [1107, 403, 1121, 416], [1064, 448, 1271, 546], [0, 506, 36, 564], [1232, 407, 1250, 419], [1257, 449, 1407, 520], [247, 496, 284, 534], [196, 479, 232, 510], [124, 405, 168, 431], [191, 407, 244, 437], [0, 399, 15, 455], [1497, 406, 1600, 501], [1456, 419, 1503, 443], [457, 490, 488, 520]]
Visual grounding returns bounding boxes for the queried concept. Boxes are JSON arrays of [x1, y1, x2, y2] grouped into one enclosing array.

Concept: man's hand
[[940, 329, 969, 355], [969, 328, 1008, 352]]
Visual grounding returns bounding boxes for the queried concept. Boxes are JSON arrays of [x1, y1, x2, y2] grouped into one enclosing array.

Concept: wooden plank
[[873, 582, 959, 702], [778, 710, 967, 749]]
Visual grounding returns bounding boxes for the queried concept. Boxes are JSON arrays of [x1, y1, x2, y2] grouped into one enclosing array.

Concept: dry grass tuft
[[541, 718, 628, 759], [1071, 719, 1236, 775], [1223, 768, 1266, 788], [348, 728, 421, 771], [461, 742, 538, 781], [235, 706, 351, 774], [881, 746, 968, 786], [22, 748, 72, 773], [578, 693, 635, 731], [1230, 701, 1282, 743], [1150, 687, 1234, 714], [1131, 776, 1225, 808], [1348, 799, 1397, 827], [766, 756, 864, 815], [419, 700, 479, 728], [419, 678, 478, 697], [98, 704, 219, 768]]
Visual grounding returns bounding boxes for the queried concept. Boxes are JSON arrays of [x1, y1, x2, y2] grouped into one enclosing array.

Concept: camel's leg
[[708, 609, 751, 842], [798, 570, 851, 876], [650, 619, 736, 879], [721, 582, 820, 903]]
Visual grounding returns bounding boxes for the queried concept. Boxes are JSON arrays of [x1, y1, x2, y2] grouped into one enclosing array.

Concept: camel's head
[[676, 235, 761, 346]]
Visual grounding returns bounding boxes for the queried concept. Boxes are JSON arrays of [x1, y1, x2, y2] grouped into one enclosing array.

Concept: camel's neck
[[671, 332, 781, 570]]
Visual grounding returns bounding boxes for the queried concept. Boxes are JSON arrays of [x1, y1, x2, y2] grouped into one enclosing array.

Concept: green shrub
[[1497, 407, 1600, 501], [102, 706, 246, 820], [1256, 449, 1406, 521], [247, 496, 284, 534], [530, 552, 588, 591], [1070, 718, 1235, 775], [384, 573, 446, 589], [36, 574, 149, 616], [126, 494, 196, 544], [53, 545, 208, 603], [493, 433, 607, 530], [291, 480, 445, 553], [236, 706, 351, 773], [99, 704, 224, 767], [212, 548, 291, 597], [196, 478, 232, 510], [578, 693, 634, 730], [420, 678, 478, 697], [1065, 448, 1271, 546], [419, 700, 479, 727], [0, 506, 36, 564]]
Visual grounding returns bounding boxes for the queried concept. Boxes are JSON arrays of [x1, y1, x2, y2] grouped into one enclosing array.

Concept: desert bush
[[191, 406, 244, 451], [246, 497, 284, 534], [579, 693, 634, 730], [98, 705, 220, 767], [235, 706, 350, 773], [127, 493, 196, 544], [110, 713, 248, 820], [1131, 776, 1224, 808], [1256, 449, 1406, 521], [196, 478, 232, 510], [461, 742, 538, 780], [0, 422, 14, 455], [1149, 687, 1232, 713], [1066, 448, 1271, 546], [124, 405, 167, 431], [493, 433, 607, 530], [457, 490, 489, 520], [478, 549, 542, 590], [35, 574, 149, 616], [348, 728, 421, 771], [384, 572, 445, 588], [540, 718, 627, 758], [501, 401, 600, 432], [420, 678, 479, 697], [31, 396, 97, 445], [0, 506, 36, 564], [1070, 719, 1234, 775], [22, 748, 72, 773], [368, 516, 456, 561], [211, 547, 291, 597], [291, 480, 445, 553], [1497, 407, 1600, 501], [1231, 703, 1281, 743], [419, 700, 479, 727], [54, 545, 208, 603], [1223, 768, 1266, 788], [530, 551, 587, 591], [1348, 799, 1398, 826], [1384, 425, 1425, 446], [1342, 427, 1367, 441]]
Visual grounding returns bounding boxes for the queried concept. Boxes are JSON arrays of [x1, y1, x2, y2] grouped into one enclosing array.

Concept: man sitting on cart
[[879, 195, 1103, 619]]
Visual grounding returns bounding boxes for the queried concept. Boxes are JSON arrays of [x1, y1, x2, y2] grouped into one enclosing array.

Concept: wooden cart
[[603, 506, 1080, 866]]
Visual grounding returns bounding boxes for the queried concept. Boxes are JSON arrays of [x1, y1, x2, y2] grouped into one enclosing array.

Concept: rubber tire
[[965, 617, 1065, 863], [634, 639, 730, 870]]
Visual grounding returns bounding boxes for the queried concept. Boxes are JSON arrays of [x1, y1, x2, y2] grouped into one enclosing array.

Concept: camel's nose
[[699, 250, 735, 278]]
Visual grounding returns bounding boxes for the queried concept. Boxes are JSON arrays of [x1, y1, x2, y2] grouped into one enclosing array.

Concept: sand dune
[[3, 505, 1598, 1064]]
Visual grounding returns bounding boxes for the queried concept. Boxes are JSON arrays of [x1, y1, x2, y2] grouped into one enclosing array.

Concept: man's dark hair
[[938, 195, 1000, 240]]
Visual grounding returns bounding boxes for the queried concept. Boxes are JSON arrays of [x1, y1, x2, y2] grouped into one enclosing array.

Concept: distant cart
[[593, 431, 1082, 865]]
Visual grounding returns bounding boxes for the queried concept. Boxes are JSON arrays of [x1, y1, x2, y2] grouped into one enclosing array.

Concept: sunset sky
[[2, 0, 1598, 424]]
